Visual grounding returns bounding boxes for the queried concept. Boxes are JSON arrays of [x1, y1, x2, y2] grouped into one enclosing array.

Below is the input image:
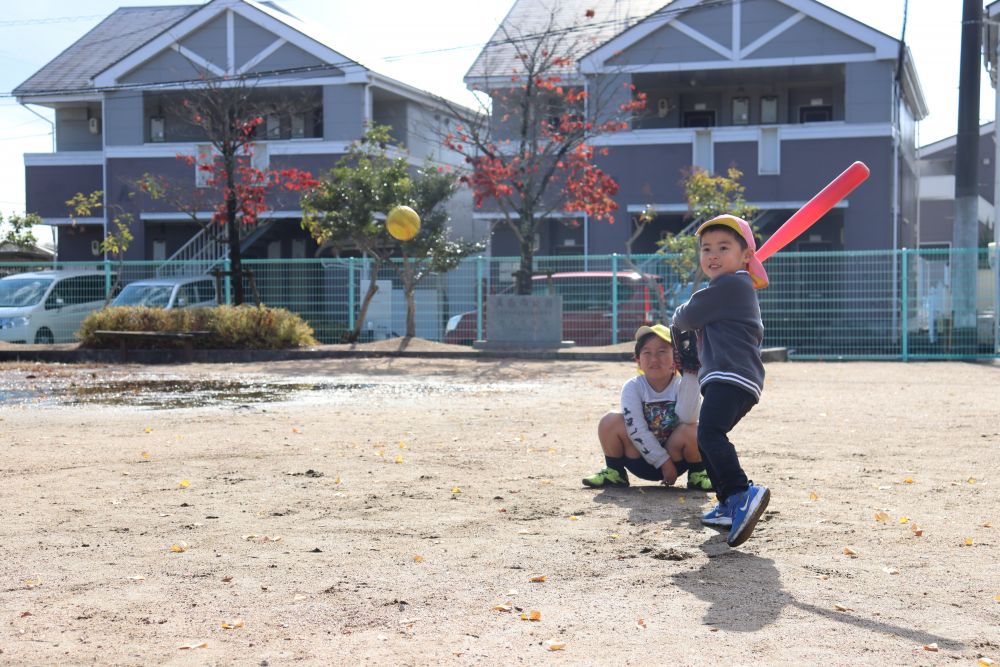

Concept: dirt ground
[[1, 343, 998, 665]]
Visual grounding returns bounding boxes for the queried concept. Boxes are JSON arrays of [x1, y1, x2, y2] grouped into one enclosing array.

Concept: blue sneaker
[[701, 501, 732, 528], [725, 484, 770, 547]]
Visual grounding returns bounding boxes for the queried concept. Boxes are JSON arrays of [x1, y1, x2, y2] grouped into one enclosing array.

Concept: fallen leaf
[[842, 547, 858, 558], [170, 542, 188, 553], [24, 578, 42, 589], [636, 618, 647, 629], [903, 476, 914, 484], [221, 618, 244, 629], [129, 576, 146, 582], [520, 610, 541, 621], [995, 593, 1000, 602], [816, 574, 830, 580], [678, 495, 686, 504], [451, 487, 462, 494], [144, 427, 153, 433], [394, 454, 404, 464], [413, 555, 424, 562], [898, 516, 909, 524], [141, 451, 151, 460], [539, 479, 553, 485], [978, 658, 995, 667], [834, 604, 853, 612], [922, 643, 939, 652], [399, 441, 406, 449], [610, 533, 620, 540], [179, 480, 190, 489], [178, 642, 208, 650], [20, 611, 32, 618], [968, 477, 977, 484], [809, 491, 819, 502], [984, 522, 993, 528], [222, 576, 233, 583], [493, 604, 512, 612], [911, 527, 924, 537], [529, 575, 547, 583], [874, 511, 889, 522], [545, 640, 566, 651], [568, 515, 579, 521], [964, 537, 974, 546], [292, 427, 301, 433], [334, 476, 342, 485]]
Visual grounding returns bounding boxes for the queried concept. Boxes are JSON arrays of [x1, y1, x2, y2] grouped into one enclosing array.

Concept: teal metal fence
[[1, 248, 997, 360]]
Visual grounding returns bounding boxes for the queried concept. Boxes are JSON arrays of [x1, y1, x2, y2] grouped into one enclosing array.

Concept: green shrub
[[78, 305, 317, 349]]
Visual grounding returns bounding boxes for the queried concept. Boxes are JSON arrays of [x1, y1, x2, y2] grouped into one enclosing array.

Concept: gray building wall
[[372, 99, 407, 144], [104, 90, 146, 146], [845, 61, 893, 124], [323, 84, 365, 141]]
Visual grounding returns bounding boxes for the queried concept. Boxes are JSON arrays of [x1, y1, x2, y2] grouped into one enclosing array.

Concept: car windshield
[[0, 278, 53, 307], [113, 284, 173, 308]]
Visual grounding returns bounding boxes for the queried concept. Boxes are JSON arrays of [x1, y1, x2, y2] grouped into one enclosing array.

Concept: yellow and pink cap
[[695, 214, 769, 289]]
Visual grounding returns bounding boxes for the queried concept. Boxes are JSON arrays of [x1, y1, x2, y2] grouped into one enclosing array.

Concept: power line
[[0, 13, 106, 28]]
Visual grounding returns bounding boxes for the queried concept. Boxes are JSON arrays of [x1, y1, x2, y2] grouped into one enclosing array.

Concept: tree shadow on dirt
[[672, 538, 962, 649]]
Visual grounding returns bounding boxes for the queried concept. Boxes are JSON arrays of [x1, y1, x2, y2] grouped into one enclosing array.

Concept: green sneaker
[[582, 467, 629, 488], [686, 469, 714, 491]]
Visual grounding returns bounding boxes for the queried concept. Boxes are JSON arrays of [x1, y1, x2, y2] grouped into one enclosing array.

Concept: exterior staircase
[[155, 216, 277, 277]]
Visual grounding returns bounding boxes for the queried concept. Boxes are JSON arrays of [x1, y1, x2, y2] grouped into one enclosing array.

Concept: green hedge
[[78, 305, 317, 349]]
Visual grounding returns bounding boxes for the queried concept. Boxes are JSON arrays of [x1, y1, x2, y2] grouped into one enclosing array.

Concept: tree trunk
[[346, 263, 382, 343], [224, 152, 245, 306], [403, 259, 416, 338], [515, 227, 534, 295]]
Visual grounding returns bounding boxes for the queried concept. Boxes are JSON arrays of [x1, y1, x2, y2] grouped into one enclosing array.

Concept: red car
[[443, 271, 664, 346]]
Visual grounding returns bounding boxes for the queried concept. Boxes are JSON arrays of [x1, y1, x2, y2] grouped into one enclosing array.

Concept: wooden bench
[[93, 330, 214, 362]]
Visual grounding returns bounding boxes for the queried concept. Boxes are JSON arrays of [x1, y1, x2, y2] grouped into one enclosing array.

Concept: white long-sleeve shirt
[[620, 372, 701, 469]]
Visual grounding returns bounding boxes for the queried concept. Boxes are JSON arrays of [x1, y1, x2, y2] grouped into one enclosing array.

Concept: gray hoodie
[[671, 270, 765, 401]]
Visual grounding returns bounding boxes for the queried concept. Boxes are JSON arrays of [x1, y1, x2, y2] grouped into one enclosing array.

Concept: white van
[[112, 276, 218, 310], [0, 270, 113, 344]]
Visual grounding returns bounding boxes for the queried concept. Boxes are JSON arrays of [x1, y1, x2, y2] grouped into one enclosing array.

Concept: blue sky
[[0, 0, 994, 247]]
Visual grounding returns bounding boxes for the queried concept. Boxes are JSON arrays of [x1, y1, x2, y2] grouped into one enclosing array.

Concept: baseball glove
[[671, 326, 700, 374]]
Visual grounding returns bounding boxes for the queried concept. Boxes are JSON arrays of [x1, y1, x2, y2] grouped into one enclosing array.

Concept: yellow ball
[[386, 205, 420, 241]]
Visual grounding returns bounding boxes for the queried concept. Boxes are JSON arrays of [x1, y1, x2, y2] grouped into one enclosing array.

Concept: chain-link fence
[[2, 248, 998, 359]]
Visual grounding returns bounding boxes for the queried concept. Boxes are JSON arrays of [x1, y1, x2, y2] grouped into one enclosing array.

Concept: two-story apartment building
[[15, 0, 470, 269], [468, 0, 928, 258]]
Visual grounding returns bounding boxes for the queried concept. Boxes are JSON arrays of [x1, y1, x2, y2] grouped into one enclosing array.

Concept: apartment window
[[760, 96, 778, 124], [683, 110, 716, 128], [799, 105, 833, 123], [732, 97, 750, 125], [152, 240, 167, 261], [693, 129, 713, 172], [266, 114, 281, 140], [291, 113, 306, 139], [150, 117, 166, 142]]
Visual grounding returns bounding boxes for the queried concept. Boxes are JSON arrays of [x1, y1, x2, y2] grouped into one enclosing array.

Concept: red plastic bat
[[755, 161, 871, 262]]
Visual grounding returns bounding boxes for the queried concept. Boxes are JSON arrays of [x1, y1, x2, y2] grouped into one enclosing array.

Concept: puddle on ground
[[3, 376, 535, 410]]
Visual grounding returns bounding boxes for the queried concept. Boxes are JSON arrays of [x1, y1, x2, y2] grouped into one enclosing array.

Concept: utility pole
[[952, 0, 982, 347]]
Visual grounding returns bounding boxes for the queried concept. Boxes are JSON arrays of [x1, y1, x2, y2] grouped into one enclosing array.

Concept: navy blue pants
[[697, 382, 756, 502]]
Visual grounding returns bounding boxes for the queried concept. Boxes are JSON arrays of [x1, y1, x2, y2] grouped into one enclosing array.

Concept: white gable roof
[[92, 0, 367, 87]]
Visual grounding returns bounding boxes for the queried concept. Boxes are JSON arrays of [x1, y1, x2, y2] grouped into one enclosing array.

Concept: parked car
[[443, 271, 665, 346], [112, 276, 218, 310], [0, 269, 115, 344]]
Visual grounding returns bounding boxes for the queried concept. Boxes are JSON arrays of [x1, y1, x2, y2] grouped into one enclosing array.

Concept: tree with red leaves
[[138, 76, 318, 305], [444, 7, 646, 294]]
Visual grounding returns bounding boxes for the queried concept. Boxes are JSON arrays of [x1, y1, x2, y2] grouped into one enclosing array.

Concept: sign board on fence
[[477, 294, 572, 349]]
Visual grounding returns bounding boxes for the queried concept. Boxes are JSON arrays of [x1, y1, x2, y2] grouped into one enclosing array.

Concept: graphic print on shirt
[[643, 400, 677, 443], [622, 405, 649, 455]]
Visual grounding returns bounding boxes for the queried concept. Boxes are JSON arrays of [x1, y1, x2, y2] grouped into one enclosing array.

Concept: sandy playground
[[0, 344, 998, 665]]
